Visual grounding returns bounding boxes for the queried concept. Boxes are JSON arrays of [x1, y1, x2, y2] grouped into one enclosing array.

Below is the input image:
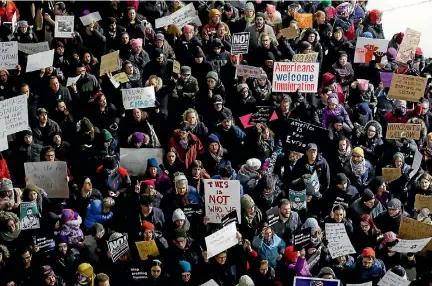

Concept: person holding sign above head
[[384, 99, 422, 124], [13, 20, 37, 43], [376, 231, 414, 272]]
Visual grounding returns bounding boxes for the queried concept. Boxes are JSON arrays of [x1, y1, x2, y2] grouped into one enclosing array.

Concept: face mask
[[395, 107, 406, 116]]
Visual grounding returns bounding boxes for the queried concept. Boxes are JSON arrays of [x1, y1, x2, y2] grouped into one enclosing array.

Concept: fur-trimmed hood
[[0, 211, 21, 241], [145, 77, 163, 91], [364, 120, 382, 139]]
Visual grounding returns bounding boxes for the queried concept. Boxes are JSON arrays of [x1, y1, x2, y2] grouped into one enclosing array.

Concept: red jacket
[[168, 130, 204, 169], [0, 1, 20, 22], [0, 157, 10, 180], [384, 105, 422, 123]]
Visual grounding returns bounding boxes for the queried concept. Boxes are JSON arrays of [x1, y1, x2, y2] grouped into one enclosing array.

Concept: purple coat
[[321, 105, 353, 129]]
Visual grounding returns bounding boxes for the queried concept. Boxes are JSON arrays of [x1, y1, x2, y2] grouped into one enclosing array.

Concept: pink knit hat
[[266, 4, 276, 13], [61, 209, 76, 222], [183, 25, 194, 33], [130, 38, 143, 49]]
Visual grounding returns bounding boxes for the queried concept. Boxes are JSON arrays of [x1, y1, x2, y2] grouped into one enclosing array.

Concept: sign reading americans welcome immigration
[[272, 62, 319, 93]]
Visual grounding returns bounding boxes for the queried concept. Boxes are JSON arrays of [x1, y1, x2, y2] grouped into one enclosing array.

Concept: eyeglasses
[[360, 224, 369, 228]]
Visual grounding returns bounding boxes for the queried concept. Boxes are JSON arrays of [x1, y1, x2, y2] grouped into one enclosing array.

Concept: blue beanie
[[361, 32, 373, 38], [179, 260, 191, 272], [208, 134, 220, 145], [147, 158, 159, 168]]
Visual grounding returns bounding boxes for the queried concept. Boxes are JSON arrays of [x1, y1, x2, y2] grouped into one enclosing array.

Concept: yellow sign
[[113, 72, 129, 83], [294, 13, 313, 29], [381, 168, 402, 182], [100, 50, 120, 76], [135, 240, 159, 260], [388, 73, 427, 102], [173, 60, 181, 74], [280, 27, 298, 39], [414, 194, 432, 211], [386, 123, 421, 140], [292, 52, 318, 63]]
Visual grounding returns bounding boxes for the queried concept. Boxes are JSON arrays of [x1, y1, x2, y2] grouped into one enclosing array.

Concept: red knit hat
[[369, 9, 382, 25], [361, 247, 375, 258], [284, 246, 299, 263], [322, 73, 335, 85], [141, 221, 155, 231], [416, 47, 423, 56]]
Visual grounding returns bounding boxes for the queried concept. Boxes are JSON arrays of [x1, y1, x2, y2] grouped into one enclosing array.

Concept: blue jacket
[[187, 185, 202, 204], [252, 233, 286, 268], [350, 256, 386, 284], [83, 200, 113, 229]]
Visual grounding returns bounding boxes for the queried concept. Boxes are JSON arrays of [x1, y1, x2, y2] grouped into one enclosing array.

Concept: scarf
[[338, 146, 351, 163], [209, 146, 224, 163], [350, 158, 366, 177], [0, 223, 21, 242], [245, 15, 255, 24]]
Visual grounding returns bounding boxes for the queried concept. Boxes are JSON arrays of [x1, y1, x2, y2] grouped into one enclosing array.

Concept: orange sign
[[294, 13, 313, 29]]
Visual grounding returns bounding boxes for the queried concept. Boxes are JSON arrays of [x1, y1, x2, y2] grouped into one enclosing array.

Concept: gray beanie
[[318, 266, 336, 278], [206, 71, 219, 82], [393, 152, 404, 163], [245, 2, 255, 12], [387, 198, 402, 210], [237, 83, 249, 92], [180, 66, 192, 75]]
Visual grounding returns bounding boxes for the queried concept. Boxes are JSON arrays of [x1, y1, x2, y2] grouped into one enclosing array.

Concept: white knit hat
[[238, 275, 255, 286], [172, 208, 186, 222], [174, 173, 188, 188], [246, 158, 261, 171]]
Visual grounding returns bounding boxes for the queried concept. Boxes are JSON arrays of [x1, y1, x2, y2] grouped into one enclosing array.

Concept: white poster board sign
[[120, 148, 164, 176], [204, 179, 241, 224], [24, 161, 69, 198], [354, 37, 389, 63], [122, 87, 156, 110], [205, 222, 238, 258], [155, 3, 196, 28], [200, 280, 219, 286], [272, 62, 319, 93], [325, 223, 356, 259], [80, 12, 102, 26], [378, 271, 410, 286], [55, 15, 74, 38], [0, 41, 18, 70], [66, 75, 80, 87], [347, 283, 372, 286], [18, 42, 50, 55], [0, 95, 29, 135], [392, 237, 432, 253], [26, 49, 54, 73], [0, 118, 7, 151]]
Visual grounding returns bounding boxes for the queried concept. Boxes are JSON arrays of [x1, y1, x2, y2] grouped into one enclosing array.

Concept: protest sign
[[289, 189, 306, 211], [239, 106, 278, 128], [272, 62, 319, 93], [122, 87, 156, 110], [231, 32, 250, 55], [294, 277, 340, 286], [3, 12, 17, 33], [382, 168, 402, 182], [173, 60, 181, 74], [204, 179, 241, 224], [325, 223, 356, 259], [0, 118, 8, 152], [26, 49, 54, 72], [113, 72, 129, 83], [396, 28, 421, 64], [32, 236, 55, 253], [55, 15, 74, 38], [18, 42, 50, 54], [378, 270, 410, 286], [292, 52, 318, 63], [293, 227, 311, 251], [155, 3, 197, 29], [0, 95, 29, 135], [293, 13, 313, 28], [283, 118, 329, 152], [236, 65, 266, 79], [24, 161, 69, 198], [120, 148, 164, 176], [398, 217, 432, 251], [386, 123, 421, 140], [347, 283, 372, 286], [280, 27, 299, 39], [388, 73, 427, 102], [66, 75, 80, 87], [107, 234, 129, 262], [414, 194, 432, 210], [20, 201, 40, 230], [354, 37, 389, 63], [0, 41, 18, 70], [135, 240, 160, 260], [380, 72, 393, 88], [100, 50, 120, 76], [182, 204, 203, 220], [205, 222, 238, 258], [392, 237, 432, 253], [130, 267, 147, 281], [200, 280, 219, 286], [80, 11, 102, 26], [221, 210, 239, 227]]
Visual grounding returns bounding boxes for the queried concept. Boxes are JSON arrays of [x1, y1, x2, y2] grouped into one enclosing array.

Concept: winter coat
[[362, 18, 385, 39], [374, 210, 410, 234], [332, 62, 355, 87], [174, 35, 203, 66], [94, 166, 131, 196], [83, 199, 114, 229], [245, 24, 277, 52], [322, 183, 360, 215], [128, 50, 150, 76], [349, 198, 385, 224], [349, 256, 386, 285], [252, 78, 272, 103], [292, 154, 331, 194], [356, 120, 384, 164], [143, 167, 173, 195], [252, 233, 286, 268], [384, 105, 422, 124], [321, 105, 353, 129], [59, 215, 84, 247], [172, 75, 200, 109], [266, 207, 301, 244], [168, 130, 204, 169], [214, 125, 247, 164], [68, 188, 103, 219], [31, 118, 62, 146]]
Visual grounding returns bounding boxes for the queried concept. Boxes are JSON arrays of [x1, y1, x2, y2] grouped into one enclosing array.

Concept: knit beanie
[[77, 263, 95, 283], [284, 245, 299, 262], [266, 4, 276, 13], [140, 221, 155, 231], [42, 265, 55, 278], [208, 134, 221, 145], [246, 158, 261, 171], [245, 2, 255, 12], [396, 32, 404, 44], [130, 38, 143, 49], [379, 231, 399, 249], [213, 94, 224, 105], [352, 147, 365, 158], [362, 247, 375, 258], [194, 47, 205, 58], [241, 194, 255, 210], [301, 218, 320, 233], [61, 209, 75, 223], [361, 189, 375, 202], [390, 265, 407, 278], [206, 71, 218, 82], [180, 66, 192, 75], [361, 32, 373, 38], [239, 275, 255, 286], [327, 97, 338, 105], [102, 129, 113, 142], [209, 8, 221, 18], [132, 132, 145, 143], [155, 33, 164, 41], [369, 9, 382, 25], [387, 47, 397, 60], [183, 24, 193, 33], [179, 260, 191, 273], [318, 267, 336, 278], [335, 173, 348, 185], [174, 173, 188, 188], [237, 83, 249, 92], [387, 198, 402, 210], [393, 152, 405, 163], [147, 158, 159, 168], [172, 208, 186, 222]]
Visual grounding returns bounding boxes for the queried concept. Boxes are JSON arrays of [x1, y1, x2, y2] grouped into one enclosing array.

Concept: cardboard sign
[[378, 271, 410, 286], [388, 73, 427, 102], [20, 201, 40, 230], [0, 41, 18, 70], [272, 62, 319, 93], [398, 217, 432, 251], [354, 37, 389, 63], [289, 189, 306, 210], [380, 72, 393, 88], [24, 161, 69, 198], [414, 194, 432, 210], [294, 277, 340, 286], [135, 240, 160, 260], [113, 72, 129, 83], [231, 32, 250, 55], [26, 49, 54, 73], [292, 52, 318, 63], [382, 168, 402, 182], [80, 11, 102, 26], [155, 3, 196, 29], [396, 28, 421, 64], [107, 234, 129, 262], [173, 60, 181, 74], [392, 237, 432, 253], [293, 13, 313, 28], [0, 95, 29, 135], [204, 179, 241, 224], [100, 50, 120, 76], [120, 148, 164, 176], [18, 42, 50, 54], [280, 27, 299, 39], [55, 15, 74, 38], [236, 65, 266, 79], [386, 123, 421, 140], [325, 223, 356, 259], [283, 118, 329, 152], [205, 222, 238, 258], [122, 87, 156, 110], [0, 118, 8, 152], [293, 227, 311, 251]]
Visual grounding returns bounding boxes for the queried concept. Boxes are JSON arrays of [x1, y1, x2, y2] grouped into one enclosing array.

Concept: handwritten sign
[[0, 41, 18, 70], [293, 13, 313, 28], [24, 161, 69, 198], [354, 37, 389, 63], [386, 123, 421, 140], [107, 234, 129, 262], [392, 237, 432, 253], [231, 32, 250, 55], [173, 60, 181, 74], [155, 3, 196, 29], [205, 222, 238, 258], [283, 118, 329, 152], [204, 179, 241, 224], [280, 27, 299, 39], [26, 49, 54, 73], [380, 72, 393, 88], [294, 277, 340, 286], [396, 28, 421, 64], [239, 106, 278, 128], [0, 95, 29, 135], [414, 194, 432, 210], [113, 72, 129, 83], [100, 50, 120, 76], [120, 148, 164, 176], [0, 118, 8, 151], [18, 42, 50, 54], [388, 73, 427, 102], [398, 217, 432, 251], [378, 270, 410, 286], [66, 75, 80, 87], [122, 87, 156, 110], [20, 201, 40, 230], [382, 168, 402, 182], [272, 62, 319, 93], [80, 11, 102, 26], [325, 223, 356, 259], [293, 227, 311, 251], [135, 240, 159, 260], [236, 65, 266, 79], [55, 15, 74, 38], [292, 52, 318, 63]]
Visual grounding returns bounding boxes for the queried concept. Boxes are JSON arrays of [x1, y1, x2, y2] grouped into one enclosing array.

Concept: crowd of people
[[0, 0, 432, 285]]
